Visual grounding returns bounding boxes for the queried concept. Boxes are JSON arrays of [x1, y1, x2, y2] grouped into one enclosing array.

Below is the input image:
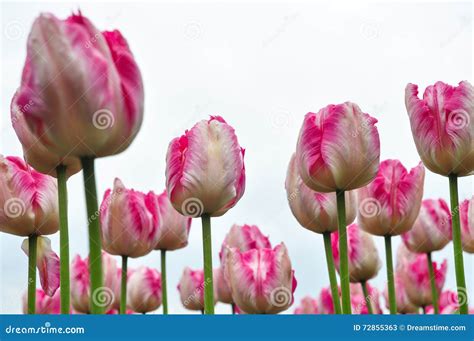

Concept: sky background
[[0, 0, 473, 314]]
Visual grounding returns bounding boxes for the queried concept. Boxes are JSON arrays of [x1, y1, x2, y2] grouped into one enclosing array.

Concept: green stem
[[323, 232, 342, 314], [201, 214, 214, 314], [448, 174, 468, 314], [56, 165, 70, 314], [361, 281, 373, 314], [384, 235, 397, 314], [161, 250, 168, 314], [27, 234, 37, 315], [427, 252, 439, 314], [336, 189, 351, 314], [120, 256, 128, 314], [81, 157, 103, 314]]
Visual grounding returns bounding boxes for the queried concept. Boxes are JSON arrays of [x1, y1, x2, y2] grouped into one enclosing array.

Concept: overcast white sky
[[1, 0, 473, 314]]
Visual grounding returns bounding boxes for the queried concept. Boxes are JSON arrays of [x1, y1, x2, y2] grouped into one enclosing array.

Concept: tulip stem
[[201, 214, 214, 314], [336, 189, 351, 314], [161, 250, 168, 314], [231, 303, 236, 315], [448, 174, 468, 314], [81, 157, 103, 314], [323, 232, 342, 314], [384, 235, 397, 314], [27, 234, 37, 314], [56, 165, 70, 314], [361, 281, 373, 314], [427, 252, 439, 314], [120, 256, 128, 314]]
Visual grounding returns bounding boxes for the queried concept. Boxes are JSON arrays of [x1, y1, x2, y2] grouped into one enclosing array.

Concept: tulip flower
[[426, 290, 461, 314], [383, 274, 418, 314], [166, 116, 245, 314], [286, 153, 358, 313], [296, 102, 380, 314], [350, 282, 382, 314], [224, 243, 297, 314], [215, 266, 233, 310], [294, 296, 319, 314], [127, 267, 162, 314], [13, 11, 144, 314], [406, 81, 473, 314], [460, 196, 474, 253], [23, 289, 61, 315], [0, 155, 59, 314], [154, 190, 191, 314], [70, 253, 119, 314], [100, 178, 160, 313], [319, 287, 338, 314], [177, 267, 217, 313], [358, 159, 425, 314]]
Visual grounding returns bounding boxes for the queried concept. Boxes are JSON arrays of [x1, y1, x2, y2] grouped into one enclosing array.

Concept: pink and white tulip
[[177, 267, 216, 311], [22, 289, 60, 314], [294, 296, 319, 314], [0, 155, 58, 237], [350, 282, 382, 314], [165, 116, 245, 217], [383, 274, 418, 314], [460, 196, 474, 253], [224, 243, 297, 314], [319, 287, 338, 314], [12, 12, 144, 158], [100, 178, 160, 258], [358, 159, 425, 236], [402, 199, 452, 253], [215, 266, 233, 304], [21, 236, 60, 297], [285, 153, 357, 233], [127, 267, 162, 313], [296, 102, 380, 192], [155, 190, 191, 251], [405, 81, 474, 177], [331, 223, 381, 283]]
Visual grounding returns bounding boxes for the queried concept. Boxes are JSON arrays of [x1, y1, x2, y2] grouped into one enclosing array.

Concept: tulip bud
[[319, 287, 337, 314], [331, 223, 381, 283], [165, 116, 245, 217], [127, 267, 162, 313], [224, 243, 297, 314], [383, 273, 418, 314], [294, 296, 319, 314], [215, 266, 233, 304], [460, 196, 474, 253], [177, 267, 216, 311], [285, 153, 357, 233], [100, 178, 160, 258], [405, 81, 474, 177], [155, 190, 191, 251], [358, 159, 425, 236], [0, 155, 58, 237], [22, 289, 61, 314], [296, 102, 380, 192], [402, 199, 452, 253]]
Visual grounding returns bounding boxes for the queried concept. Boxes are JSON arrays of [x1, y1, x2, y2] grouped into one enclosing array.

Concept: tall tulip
[[296, 102, 380, 313], [460, 196, 474, 253], [358, 159, 425, 314], [100, 178, 160, 314], [285, 153, 357, 313], [155, 190, 191, 314], [0, 155, 58, 314], [402, 198, 452, 313], [127, 267, 162, 314], [224, 243, 297, 314], [177, 267, 217, 313], [294, 296, 319, 314], [13, 12, 144, 313], [405, 81, 473, 313], [166, 116, 246, 314]]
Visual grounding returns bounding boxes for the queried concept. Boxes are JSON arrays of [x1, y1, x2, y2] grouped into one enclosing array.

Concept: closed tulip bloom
[[22, 289, 61, 314], [285, 153, 357, 233], [21, 236, 60, 296], [460, 196, 474, 253], [426, 290, 460, 314], [127, 267, 162, 313], [358, 159, 425, 236], [319, 287, 337, 314], [350, 282, 382, 314], [294, 296, 319, 314], [296, 102, 380, 192], [405, 81, 474, 177], [215, 267, 233, 304], [331, 224, 381, 283], [166, 116, 245, 217], [383, 274, 418, 314], [224, 243, 297, 314], [155, 190, 191, 251], [100, 178, 160, 258], [12, 12, 144, 158], [70, 252, 119, 314], [402, 199, 452, 253], [0, 155, 58, 237], [177, 267, 216, 311], [10, 107, 81, 178]]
